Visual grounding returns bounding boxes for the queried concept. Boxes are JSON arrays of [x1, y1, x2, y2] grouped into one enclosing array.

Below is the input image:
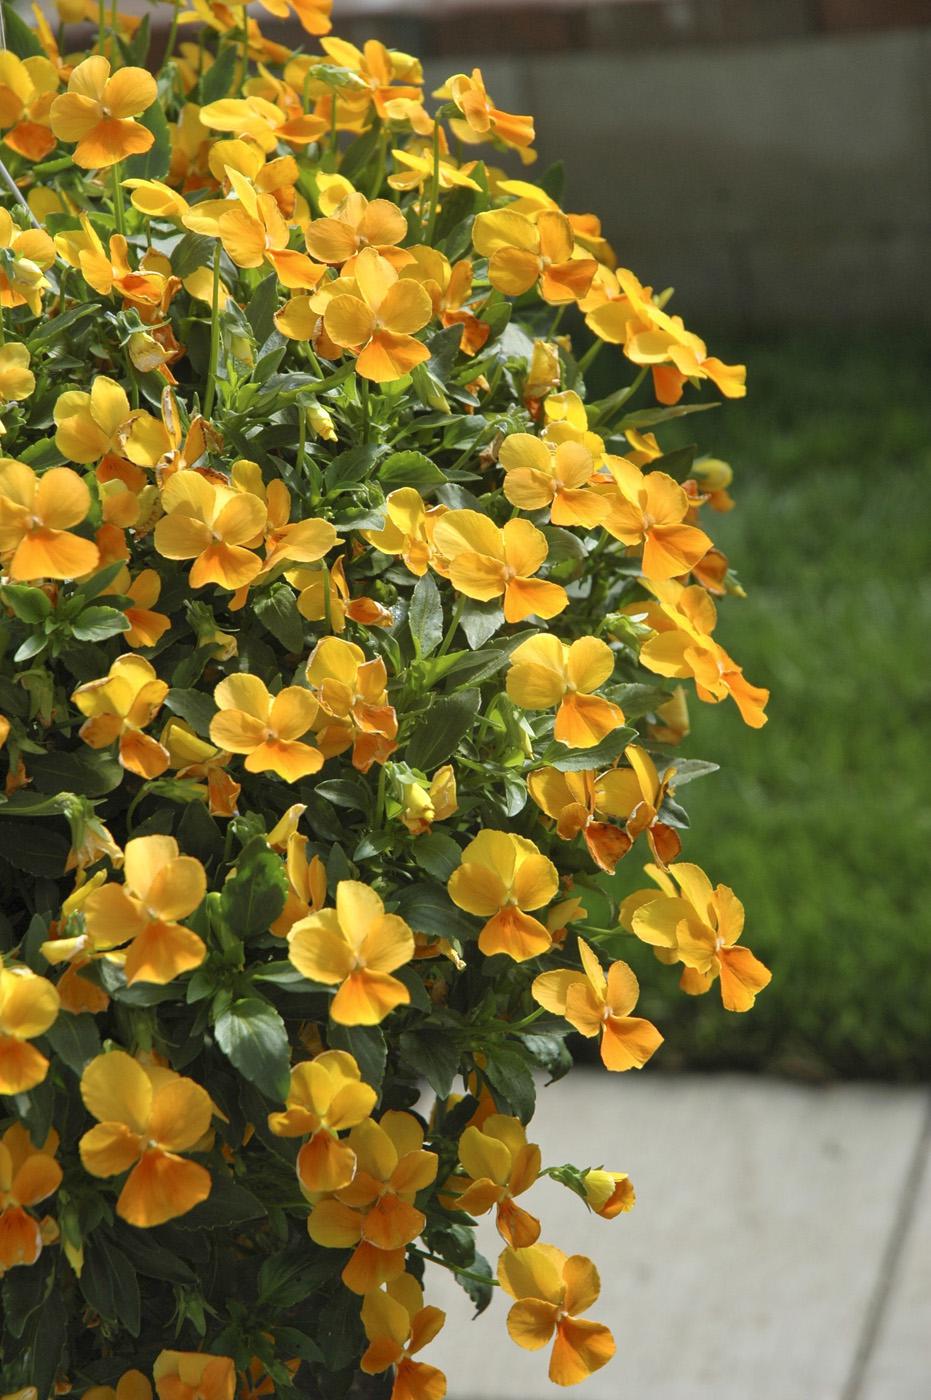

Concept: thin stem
[[374, 761, 387, 830], [111, 162, 125, 239], [160, 0, 181, 73], [359, 374, 370, 440], [97, 0, 106, 53], [423, 121, 442, 245], [411, 1249, 499, 1288], [435, 595, 465, 660], [576, 337, 603, 376], [0, 157, 39, 227], [549, 305, 565, 337], [239, 7, 250, 92], [203, 242, 222, 419], [320, 560, 332, 633], [505, 1007, 546, 1033]]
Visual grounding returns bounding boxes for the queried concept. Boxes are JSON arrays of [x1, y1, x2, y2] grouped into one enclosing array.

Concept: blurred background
[[11, 0, 930, 1393]]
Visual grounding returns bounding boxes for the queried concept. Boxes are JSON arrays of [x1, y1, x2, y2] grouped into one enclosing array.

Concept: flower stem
[[435, 594, 465, 660], [577, 337, 603, 376], [239, 7, 250, 92], [411, 1248, 499, 1288], [423, 121, 442, 245], [359, 374, 370, 440], [203, 242, 222, 419], [111, 162, 125, 239], [160, 0, 181, 73]]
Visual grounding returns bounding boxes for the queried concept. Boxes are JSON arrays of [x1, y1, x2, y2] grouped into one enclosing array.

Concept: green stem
[[374, 761, 387, 830], [203, 242, 222, 419], [549, 305, 565, 337], [505, 1007, 546, 1033], [411, 1249, 499, 1288], [97, 0, 106, 52], [160, 0, 181, 73], [576, 337, 603, 376], [368, 129, 386, 200], [319, 559, 332, 633], [111, 162, 125, 239], [423, 121, 442, 245], [435, 595, 465, 660], [239, 7, 250, 91], [359, 374, 370, 440]]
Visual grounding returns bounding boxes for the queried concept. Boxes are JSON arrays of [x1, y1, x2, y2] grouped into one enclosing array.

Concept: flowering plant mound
[[0, 3, 771, 1396]]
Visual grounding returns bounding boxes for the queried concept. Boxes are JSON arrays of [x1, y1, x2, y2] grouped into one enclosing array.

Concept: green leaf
[[220, 836, 287, 939], [538, 726, 637, 772], [123, 100, 170, 180], [214, 997, 291, 1099], [255, 584, 305, 652], [2, 1249, 53, 1338], [165, 686, 218, 739], [460, 598, 504, 649], [111, 1221, 196, 1285], [456, 1249, 495, 1316], [171, 231, 216, 279], [173, 1174, 267, 1229], [482, 1046, 536, 1122], [71, 605, 130, 642], [0, 3, 43, 56], [619, 401, 719, 430], [378, 450, 445, 493], [0, 821, 69, 877], [28, 746, 123, 797], [0, 584, 52, 622], [411, 832, 462, 882], [199, 41, 237, 103], [408, 573, 443, 659], [399, 1029, 460, 1099], [394, 882, 477, 944], [327, 1023, 386, 1091], [247, 271, 280, 347], [26, 302, 98, 350], [314, 777, 371, 813], [44, 1011, 101, 1076], [666, 757, 720, 785], [406, 689, 479, 770], [325, 443, 382, 491]]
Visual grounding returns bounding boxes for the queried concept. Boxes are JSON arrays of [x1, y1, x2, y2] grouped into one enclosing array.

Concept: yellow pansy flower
[[323, 247, 433, 383], [154, 473, 267, 590], [473, 209, 596, 304], [288, 880, 415, 1025], [360, 1274, 446, 1397], [209, 673, 323, 782], [506, 634, 624, 748], [0, 208, 55, 315], [306, 636, 398, 772], [49, 55, 156, 168], [72, 654, 170, 780], [598, 457, 712, 580], [532, 938, 662, 1072], [0, 459, 99, 581], [499, 433, 606, 529], [448, 830, 558, 961], [498, 1244, 616, 1386], [267, 1051, 377, 1193], [0, 968, 60, 1095], [443, 68, 534, 152], [432, 511, 568, 624], [451, 1114, 541, 1247], [0, 1123, 62, 1274], [152, 1352, 235, 1400]]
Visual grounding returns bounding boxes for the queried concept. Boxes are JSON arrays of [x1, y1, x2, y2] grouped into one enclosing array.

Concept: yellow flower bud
[[583, 1169, 636, 1218]]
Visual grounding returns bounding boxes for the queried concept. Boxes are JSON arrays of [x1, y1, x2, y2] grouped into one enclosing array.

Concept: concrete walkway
[[424, 1073, 931, 1400]]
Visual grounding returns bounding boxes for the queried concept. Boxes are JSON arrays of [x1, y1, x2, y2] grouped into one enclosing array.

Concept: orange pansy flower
[[305, 191, 408, 267], [360, 1274, 446, 1400], [154, 473, 268, 590], [0, 52, 58, 161], [0, 1124, 62, 1276], [72, 653, 170, 779], [306, 1111, 437, 1294], [306, 636, 398, 772], [598, 458, 711, 580], [532, 938, 663, 1072], [499, 433, 606, 530], [288, 880, 414, 1025], [432, 511, 568, 624], [209, 673, 323, 781], [79, 1050, 214, 1227], [49, 55, 156, 169], [0, 968, 60, 1095], [323, 247, 433, 383], [153, 1352, 236, 1400], [506, 634, 624, 748], [0, 459, 99, 580], [450, 1114, 541, 1248], [444, 67, 534, 152], [47, 834, 207, 986], [473, 209, 596, 304], [498, 1244, 616, 1386], [448, 830, 558, 961], [267, 1050, 376, 1193]]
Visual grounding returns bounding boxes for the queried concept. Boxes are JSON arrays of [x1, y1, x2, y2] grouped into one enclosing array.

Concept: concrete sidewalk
[[424, 1072, 931, 1400]]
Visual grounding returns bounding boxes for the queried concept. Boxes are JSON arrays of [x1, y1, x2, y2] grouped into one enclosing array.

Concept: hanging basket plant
[[0, 3, 770, 1396]]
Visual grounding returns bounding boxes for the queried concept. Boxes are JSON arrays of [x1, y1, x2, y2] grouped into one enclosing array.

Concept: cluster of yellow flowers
[[0, 1, 770, 1395]]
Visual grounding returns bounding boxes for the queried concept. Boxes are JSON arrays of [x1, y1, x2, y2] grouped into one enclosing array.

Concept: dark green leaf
[[460, 598, 504, 649], [247, 272, 280, 347], [482, 1046, 536, 1122], [44, 1011, 101, 1076], [399, 1029, 460, 1099], [327, 1023, 386, 1091], [165, 686, 218, 738], [406, 689, 479, 770], [378, 450, 445, 493], [666, 757, 720, 785], [538, 726, 637, 772], [456, 1249, 495, 1316], [173, 1174, 266, 1229], [394, 882, 477, 944], [199, 41, 237, 103], [408, 573, 443, 659], [123, 100, 170, 180], [325, 443, 382, 491], [214, 996, 291, 1099], [0, 584, 52, 622], [220, 835, 287, 939], [255, 584, 305, 652], [171, 231, 216, 279], [71, 605, 130, 642], [411, 832, 462, 882], [0, 3, 43, 56], [0, 821, 69, 877], [28, 745, 124, 798]]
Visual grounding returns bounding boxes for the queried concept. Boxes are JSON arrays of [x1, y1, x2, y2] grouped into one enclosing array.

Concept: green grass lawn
[[606, 333, 931, 1080]]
